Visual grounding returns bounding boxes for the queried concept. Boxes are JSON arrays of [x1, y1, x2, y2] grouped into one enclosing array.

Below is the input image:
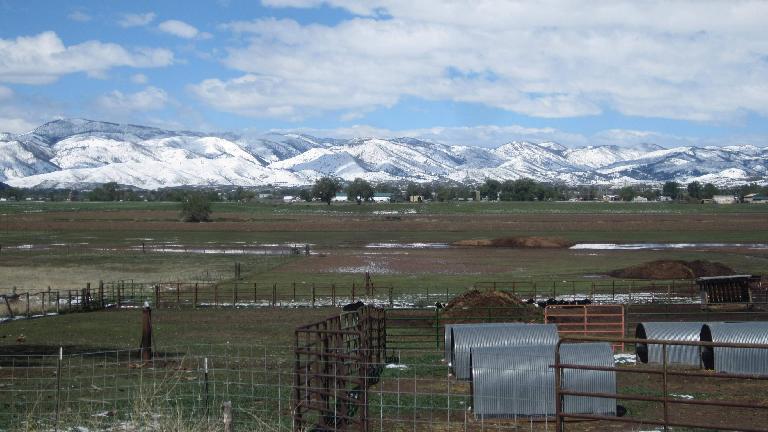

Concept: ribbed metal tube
[[560, 342, 616, 415], [451, 323, 559, 380], [444, 323, 515, 363], [700, 322, 768, 375], [635, 322, 707, 366], [470, 343, 615, 419]]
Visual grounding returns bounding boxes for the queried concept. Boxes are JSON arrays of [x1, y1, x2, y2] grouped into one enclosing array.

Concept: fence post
[[293, 282, 296, 302], [389, 287, 394, 308], [233, 282, 238, 307], [43, 289, 48, 316], [117, 286, 122, 309], [99, 281, 104, 309], [56, 291, 60, 314], [222, 401, 234, 432], [332, 284, 336, 306], [141, 304, 153, 361], [351, 282, 355, 301], [214, 284, 219, 307], [67, 290, 72, 312], [312, 283, 316, 308], [253, 283, 257, 304], [176, 282, 181, 307], [154, 285, 159, 308], [25, 291, 30, 317], [272, 283, 277, 307], [55, 346, 63, 431], [435, 308, 440, 349], [85, 282, 91, 309], [194, 283, 198, 308]]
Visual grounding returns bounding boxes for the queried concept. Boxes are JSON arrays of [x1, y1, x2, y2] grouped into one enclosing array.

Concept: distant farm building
[[372, 192, 392, 203], [409, 195, 424, 203], [712, 195, 737, 204], [744, 193, 768, 204], [331, 193, 348, 202], [632, 196, 648, 202], [282, 195, 295, 203], [602, 195, 621, 202]]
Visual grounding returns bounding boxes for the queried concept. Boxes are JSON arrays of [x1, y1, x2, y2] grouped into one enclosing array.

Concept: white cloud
[[95, 86, 169, 112], [67, 11, 92, 22], [0, 32, 174, 84], [199, 1, 768, 123], [130, 73, 149, 84], [118, 12, 156, 28], [158, 20, 206, 39], [0, 117, 37, 134]]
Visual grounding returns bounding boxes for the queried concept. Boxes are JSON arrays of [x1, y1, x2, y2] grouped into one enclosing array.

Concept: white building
[[372, 193, 391, 203], [713, 195, 737, 204]]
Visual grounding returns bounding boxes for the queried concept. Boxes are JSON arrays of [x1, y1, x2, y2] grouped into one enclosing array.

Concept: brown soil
[[452, 236, 575, 248], [608, 259, 735, 280], [441, 289, 543, 323]]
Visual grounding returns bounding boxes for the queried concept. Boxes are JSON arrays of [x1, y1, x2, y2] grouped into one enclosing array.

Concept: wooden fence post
[[176, 282, 181, 307], [253, 283, 257, 304], [67, 290, 72, 312], [293, 282, 296, 302], [233, 282, 238, 308], [99, 281, 104, 309], [272, 283, 277, 307], [55, 291, 60, 314], [389, 287, 394, 308], [140, 305, 153, 361], [312, 283, 316, 308], [332, 284, 336, 306], [26, 292, 30, 317]]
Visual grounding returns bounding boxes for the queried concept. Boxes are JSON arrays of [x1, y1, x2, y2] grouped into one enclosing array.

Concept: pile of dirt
[[608, 260, 736, 280], [442, 289, 543, 323], [452, 236, 574, 249]]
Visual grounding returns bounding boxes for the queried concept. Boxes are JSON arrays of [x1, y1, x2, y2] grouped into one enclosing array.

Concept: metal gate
[[293, 306, 386, 431]]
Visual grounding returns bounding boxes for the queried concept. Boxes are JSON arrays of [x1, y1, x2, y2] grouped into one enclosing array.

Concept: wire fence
[[2, 342, 767, 431]]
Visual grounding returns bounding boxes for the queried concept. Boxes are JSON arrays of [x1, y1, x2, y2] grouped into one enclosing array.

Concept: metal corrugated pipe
[[635, 322, 708, 366], [451, 323, 559, 380], [470, 343, 616, 419], [444, 322, 516, 364], [700, 322, 768, 375]]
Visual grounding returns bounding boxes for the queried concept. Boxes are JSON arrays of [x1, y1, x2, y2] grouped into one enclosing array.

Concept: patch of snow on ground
[[386, 363, 408, 370], [614, 353, 637, 365]]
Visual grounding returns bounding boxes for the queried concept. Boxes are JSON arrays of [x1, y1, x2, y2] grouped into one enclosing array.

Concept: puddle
[[571, 243, 768, 250], [365, 242, 450, 249]]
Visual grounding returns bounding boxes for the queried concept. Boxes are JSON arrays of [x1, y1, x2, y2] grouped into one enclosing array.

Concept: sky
[[1, 0, 767, 148]]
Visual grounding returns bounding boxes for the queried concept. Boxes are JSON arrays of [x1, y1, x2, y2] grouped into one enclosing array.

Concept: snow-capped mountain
[[1, 119, 766, 189]]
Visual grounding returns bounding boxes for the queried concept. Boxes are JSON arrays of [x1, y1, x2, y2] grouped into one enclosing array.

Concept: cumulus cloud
[[67, 11, 92, 22], [158, 20, 210, 39], [118, 12, 156, 28], [95, 86, 169, 112], [197, 1, 768, 123], [0, 32, 173, 84]]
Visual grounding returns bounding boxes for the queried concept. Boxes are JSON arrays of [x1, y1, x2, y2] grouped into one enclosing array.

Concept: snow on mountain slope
[[1, 119, 766, 188]]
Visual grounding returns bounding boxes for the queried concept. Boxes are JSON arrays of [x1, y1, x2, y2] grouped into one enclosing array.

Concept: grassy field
[[1, 200, 767, 292]]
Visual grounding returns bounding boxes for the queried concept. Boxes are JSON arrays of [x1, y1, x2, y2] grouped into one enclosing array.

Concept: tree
[[702, 183, 718, 199], [346, 178, 374, 204], [479, 179, 501, 200], [298, 189, 313, 202], [312, 177, 341, 205], [180, 192, 212, 222], [687, 181, 702, 199], [662, 181, 681, 200], [618, 186, 635, 202]]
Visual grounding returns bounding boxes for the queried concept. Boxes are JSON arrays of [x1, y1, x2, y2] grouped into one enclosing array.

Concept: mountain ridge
[[1, 119, 766, 189]]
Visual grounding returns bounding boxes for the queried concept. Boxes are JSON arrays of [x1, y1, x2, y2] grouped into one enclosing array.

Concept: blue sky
[[1, 0, 767, 148]]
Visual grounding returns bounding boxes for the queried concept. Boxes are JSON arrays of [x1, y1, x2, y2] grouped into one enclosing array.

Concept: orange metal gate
[[544, 304, 625, 351]]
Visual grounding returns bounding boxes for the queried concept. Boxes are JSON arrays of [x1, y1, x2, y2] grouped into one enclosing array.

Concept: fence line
[[3, 340, 767, 431]]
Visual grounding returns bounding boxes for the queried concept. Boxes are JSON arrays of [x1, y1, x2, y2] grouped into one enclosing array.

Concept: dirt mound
[[608, 260, 736, 280], [442, 289, 543, 323], [452, 236, 574, 249]]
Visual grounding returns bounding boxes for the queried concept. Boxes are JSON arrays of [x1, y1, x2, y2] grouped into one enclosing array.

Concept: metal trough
[[700, 322, 768, 375], [471, 343, 616, 419], [635, 322, 707, 366], [451, 323, 559, 380]]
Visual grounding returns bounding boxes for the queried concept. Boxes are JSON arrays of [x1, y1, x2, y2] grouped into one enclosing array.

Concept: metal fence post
[[55, 346, 63, 431]]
